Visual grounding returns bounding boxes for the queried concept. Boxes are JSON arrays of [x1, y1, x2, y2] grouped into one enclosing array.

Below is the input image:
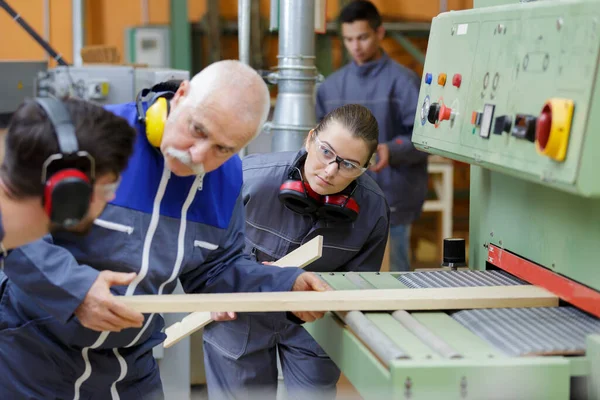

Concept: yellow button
[[438, 73, 447, 86], [100, 82, 110, 96], [535, 98, 574, 162]]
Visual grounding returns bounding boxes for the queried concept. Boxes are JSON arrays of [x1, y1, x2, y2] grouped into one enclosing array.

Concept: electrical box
[[412, 0, 600, 197], [36, 65, 188, 105], [0, 61, 47, 125], [126, 26, 171, 68]]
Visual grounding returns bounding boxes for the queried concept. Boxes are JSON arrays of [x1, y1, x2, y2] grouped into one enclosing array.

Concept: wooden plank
[[123, 285, 558, 314], [163, 311, 213, 348], [163, 236, 323, 348], [270, 235, 323, 268]]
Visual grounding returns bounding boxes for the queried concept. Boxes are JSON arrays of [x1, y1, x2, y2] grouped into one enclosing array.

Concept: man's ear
[[376, 25, 385, 41], [170, 80, 190, 108]]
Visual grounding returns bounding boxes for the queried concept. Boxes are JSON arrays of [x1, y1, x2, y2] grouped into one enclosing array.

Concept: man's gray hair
[[184, 60, 271, 138]]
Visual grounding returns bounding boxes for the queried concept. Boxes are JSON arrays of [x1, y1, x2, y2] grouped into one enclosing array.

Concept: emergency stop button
[[535, 98, 575, 162], [439, 104, 452, 121]]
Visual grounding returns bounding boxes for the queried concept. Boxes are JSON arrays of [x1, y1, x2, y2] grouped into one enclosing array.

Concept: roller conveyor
[[396, 269, 526, 288], [452, 306, 600, 357], [322, 270, 600, 357]]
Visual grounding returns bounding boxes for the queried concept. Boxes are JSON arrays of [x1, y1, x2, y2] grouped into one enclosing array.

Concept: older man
[[0, 60, 328, 399]]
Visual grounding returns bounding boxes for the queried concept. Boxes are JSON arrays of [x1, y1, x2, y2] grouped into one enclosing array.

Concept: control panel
[[412, 0, 600, 196]]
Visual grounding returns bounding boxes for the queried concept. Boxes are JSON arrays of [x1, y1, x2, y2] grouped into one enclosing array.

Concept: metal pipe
[[238, 0, 251, 65], [72, 0, 84, 66], [392, 310, 463, 359], [269, 0, 279, 32], [141, 0, 149, 25], [315, 0, 327, 33], [440, 0, 448, 13], [338, 311, 410, 367], [270, 0, 319, 153], [238, 0, 251, 158], [43, 0, 50, 61]]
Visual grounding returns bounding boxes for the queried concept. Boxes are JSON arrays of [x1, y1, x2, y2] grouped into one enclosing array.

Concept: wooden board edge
[[162, 235, 324, 347]]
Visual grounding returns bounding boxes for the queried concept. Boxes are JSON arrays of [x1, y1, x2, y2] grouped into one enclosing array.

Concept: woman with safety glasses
[[203, 104, 390, 400]]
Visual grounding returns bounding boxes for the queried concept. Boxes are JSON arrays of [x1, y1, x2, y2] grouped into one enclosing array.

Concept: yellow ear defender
[[135, 80, 182, 147], [144, 96, 169, 147]]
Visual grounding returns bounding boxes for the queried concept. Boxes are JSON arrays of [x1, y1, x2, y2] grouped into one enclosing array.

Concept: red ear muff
[[318, 195, 360, 223], [44, 169, 92, 228], [34, 97, 96, 229], [278, 180, 322, 215], [278, 157, 361, 222]]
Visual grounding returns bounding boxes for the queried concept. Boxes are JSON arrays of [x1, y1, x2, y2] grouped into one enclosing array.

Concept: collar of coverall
[[349, 49, 390, 77]]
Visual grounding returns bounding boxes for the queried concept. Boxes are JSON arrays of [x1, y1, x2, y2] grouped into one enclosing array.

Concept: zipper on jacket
[[93, 219, 134, 235], [197, 173, 205, 191]]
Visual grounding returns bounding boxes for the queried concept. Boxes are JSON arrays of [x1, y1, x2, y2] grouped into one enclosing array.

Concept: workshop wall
[[0, 0, 471, 72], [0, 0, 72, 65]]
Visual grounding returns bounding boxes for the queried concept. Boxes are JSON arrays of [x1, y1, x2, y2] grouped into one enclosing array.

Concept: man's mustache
[[165, 147, 205, 175]]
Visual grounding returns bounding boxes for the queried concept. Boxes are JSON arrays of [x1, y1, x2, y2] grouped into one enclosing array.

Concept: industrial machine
[[36, 65, 188, 105], [304, 0, 600, 398], [0, 1, 187, 110], [0, 61, 47, 127]]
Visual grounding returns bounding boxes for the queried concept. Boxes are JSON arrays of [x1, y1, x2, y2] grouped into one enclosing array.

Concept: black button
[[493, 115, 512, 135], [428, 103, 440, 124], [512, 114, 537, 142]]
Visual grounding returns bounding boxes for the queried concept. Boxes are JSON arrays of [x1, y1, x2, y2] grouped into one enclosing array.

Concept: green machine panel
[[304, 2, 600, 400], [412, 0, 600, 197], [412, 0, 600, 292]]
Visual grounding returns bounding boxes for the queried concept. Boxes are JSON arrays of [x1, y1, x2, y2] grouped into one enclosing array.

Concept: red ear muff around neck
[[278, 180, 322, 215], [44, 169, 92, 227], [318, 195, 360, 223]]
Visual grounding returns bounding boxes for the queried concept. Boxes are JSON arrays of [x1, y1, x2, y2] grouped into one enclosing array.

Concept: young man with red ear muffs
[[0, 97, 136, 259], [203, 104, 391, 400]]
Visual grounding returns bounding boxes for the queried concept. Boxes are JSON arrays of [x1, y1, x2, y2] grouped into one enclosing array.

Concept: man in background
[[316, 0, 428, 272]]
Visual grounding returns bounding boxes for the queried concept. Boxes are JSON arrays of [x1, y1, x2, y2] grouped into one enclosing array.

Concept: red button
[[536, 104, 552, 151], [452, 74, 462, 88], [439, 104, 452, 121]]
